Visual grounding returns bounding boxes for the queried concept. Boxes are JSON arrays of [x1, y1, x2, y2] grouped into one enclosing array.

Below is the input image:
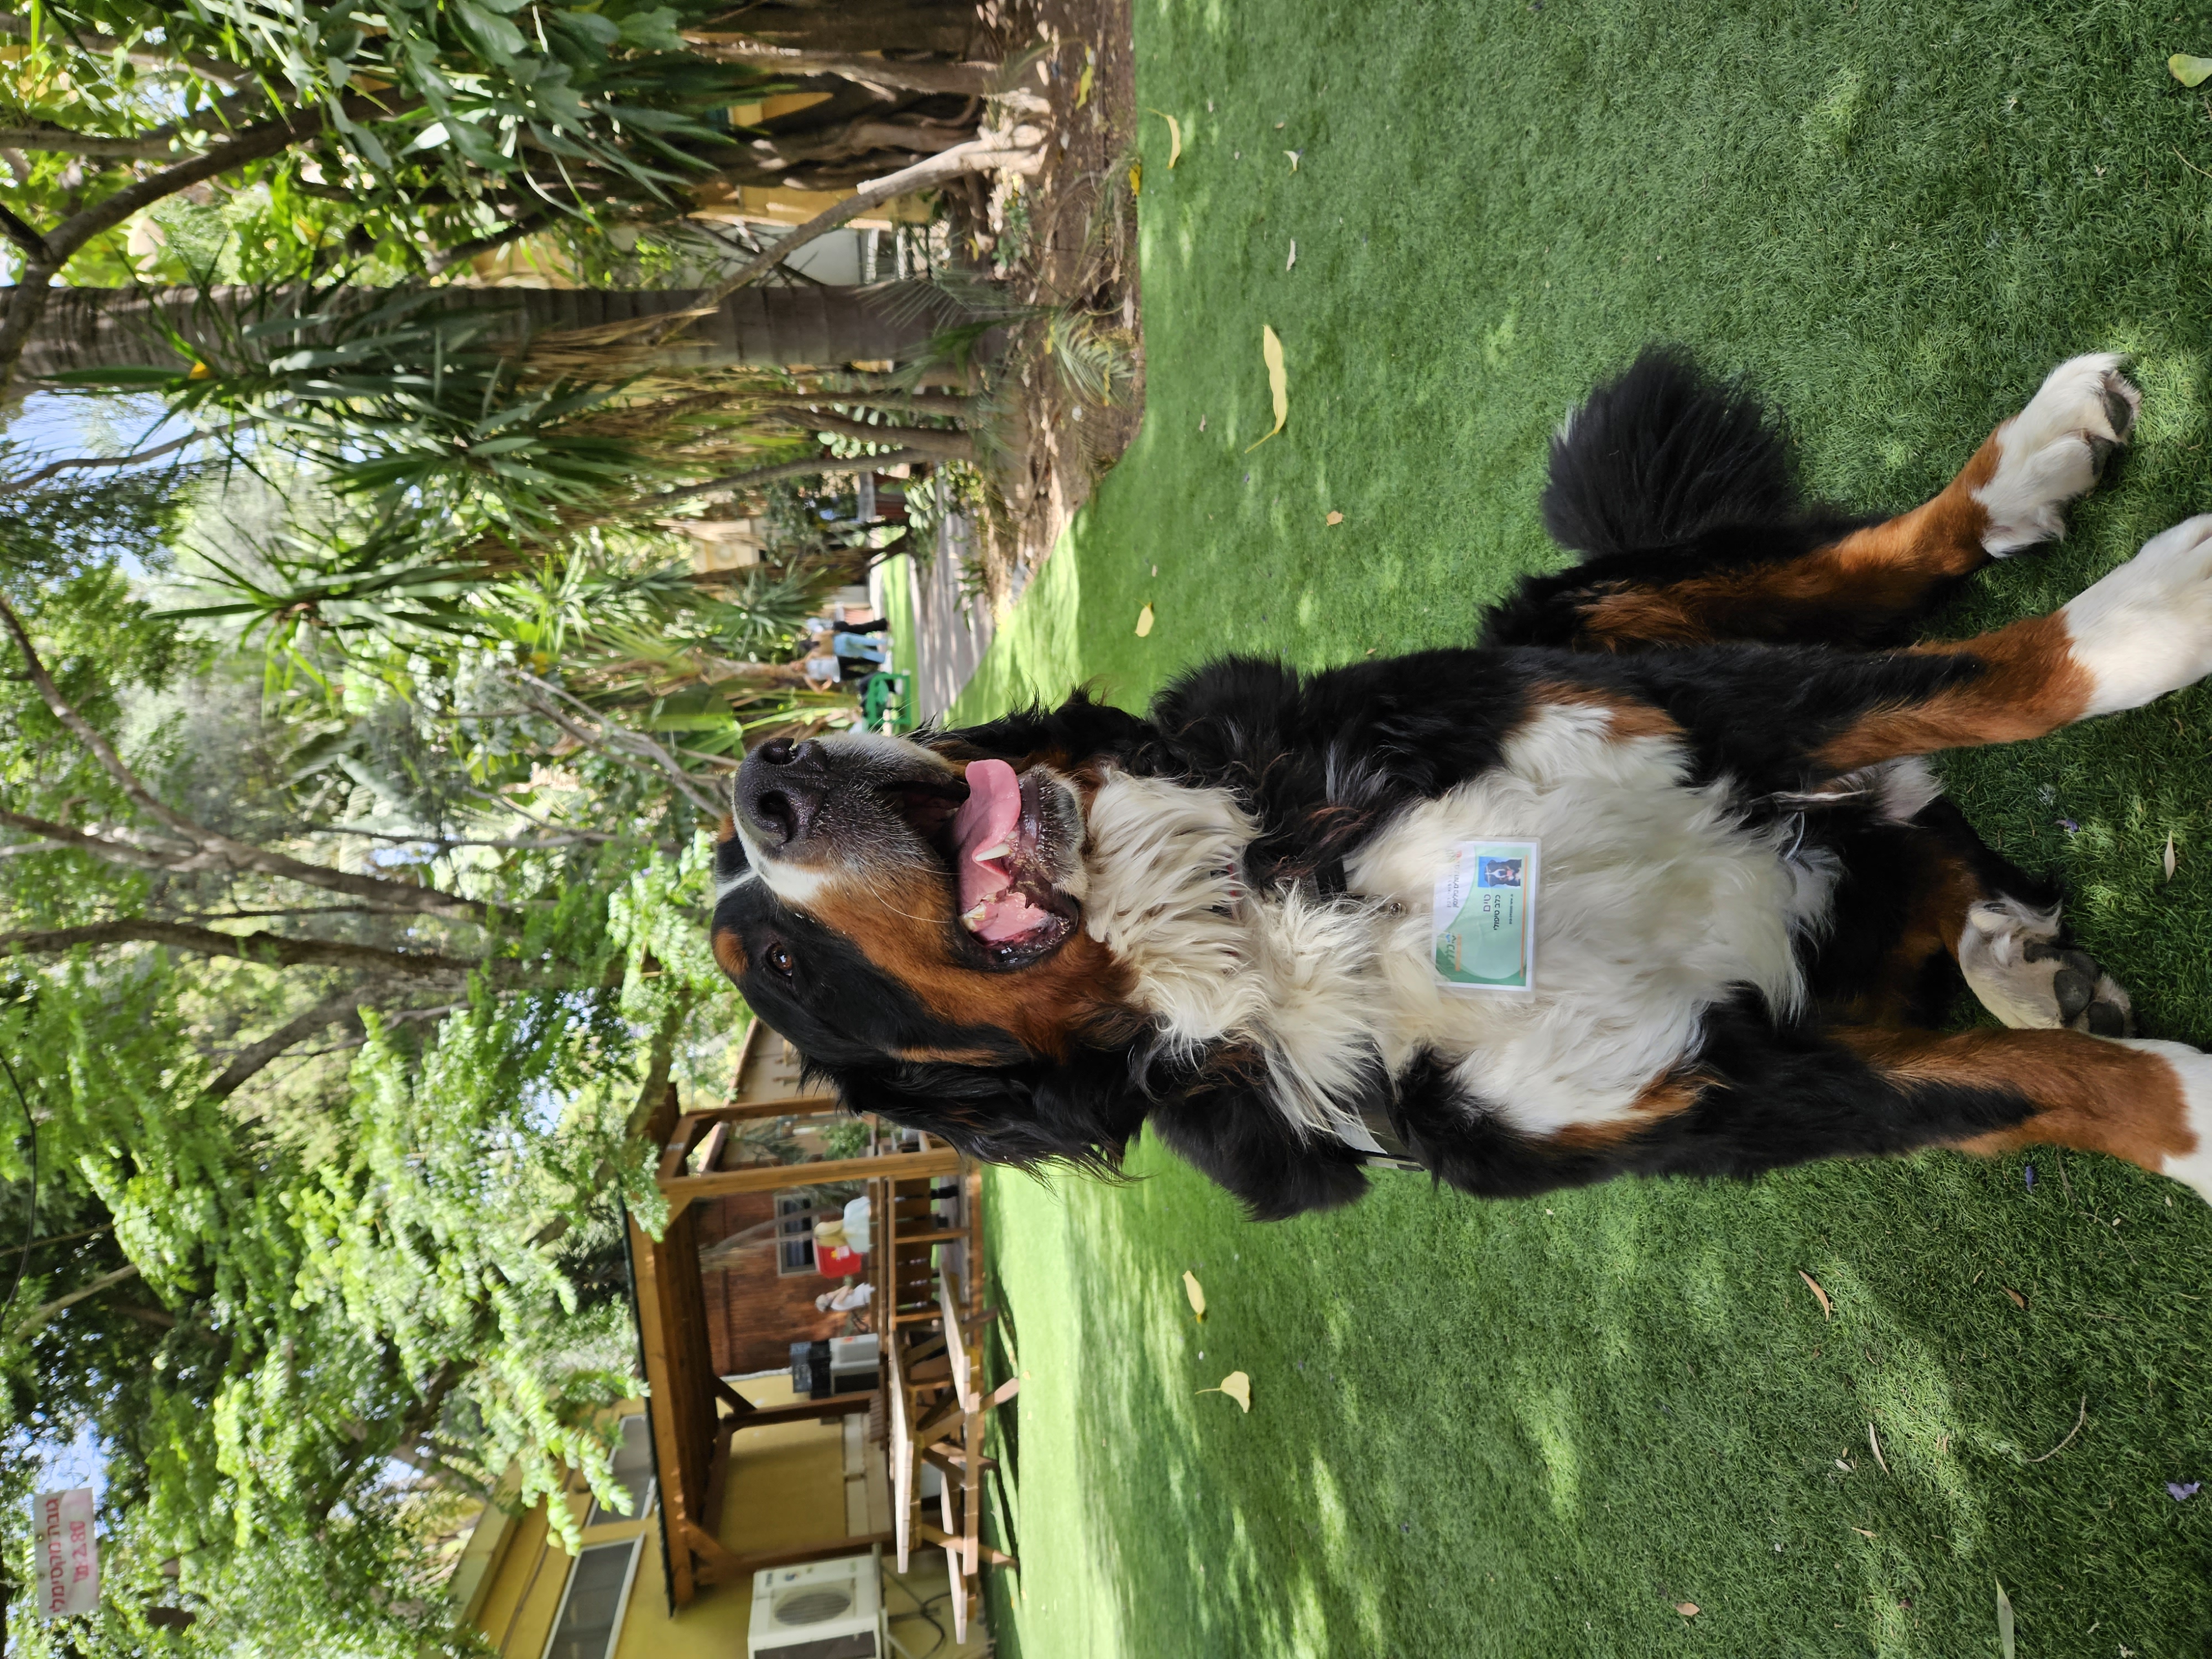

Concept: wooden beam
[[701, 1094, 845, 1123], [700, 1416, 734, 1542], [628, 1212, 696, 1608], [723, 1394, 875, 1431], [661, 1145, 961, 1216]]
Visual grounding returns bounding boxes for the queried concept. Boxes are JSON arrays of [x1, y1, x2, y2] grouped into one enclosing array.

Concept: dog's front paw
[[1976, 354, 2139, 555], [2063, 514, 2212, 717], [1959, 899, 2133, 1037]]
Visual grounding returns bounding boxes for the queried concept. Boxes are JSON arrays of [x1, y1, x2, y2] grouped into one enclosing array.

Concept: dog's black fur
[[721, 351, 2084, 1218]]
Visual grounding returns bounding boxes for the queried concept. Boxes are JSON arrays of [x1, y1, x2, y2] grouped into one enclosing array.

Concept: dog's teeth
[[959, 905, 988, 931], [972, 842, 1011, 862]]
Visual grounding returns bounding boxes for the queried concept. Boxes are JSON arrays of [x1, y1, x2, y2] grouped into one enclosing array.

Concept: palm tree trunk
[[10, 282, 947, 384]]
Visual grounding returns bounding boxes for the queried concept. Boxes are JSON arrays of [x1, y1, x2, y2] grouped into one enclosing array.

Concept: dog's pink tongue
[[950, 759, 1024, 916]]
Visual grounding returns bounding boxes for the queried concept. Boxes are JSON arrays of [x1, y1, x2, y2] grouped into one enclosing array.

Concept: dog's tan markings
[[1812, 613, 2095, 773], [1547, 1072, 1705, 1150], [1837, 1025, 2196, 1173], [718, 811, 737, 841], [712, 926, 748, 980], [1528, 681, 1683, 743], [1573, 434, 2004, 649], [801, 865, 1137, 1062]]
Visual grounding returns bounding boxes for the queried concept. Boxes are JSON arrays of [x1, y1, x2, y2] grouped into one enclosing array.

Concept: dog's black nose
[[738, 738, 830, 847]]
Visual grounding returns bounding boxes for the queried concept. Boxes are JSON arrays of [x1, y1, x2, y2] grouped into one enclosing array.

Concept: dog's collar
[[1331, 1099, 1425, 1171]]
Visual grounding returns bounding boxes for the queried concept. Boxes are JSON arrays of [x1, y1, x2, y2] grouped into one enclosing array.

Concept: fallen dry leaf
[[1285, 149, 1302, 170], [1129, 160, 1142, 196], [1851, 1527, 1876, 1539], [2172, 53, 2212, 87], [2005, 1286, 2027, 1311], [1135, 602, 1155, 638], [2166, 831, 2178, 881], [1326, 510, 1344, 526], [1286, 239, 1296, 271], [1198, 1370, 1251, 1411], [1245, 325, 1288, 452], [1146, 107, 1183, 167], [1182, 1269, 1206, 1320], [1868, 1422, 1890, 1476], [1077, 61, 1094, 107], [1674, 1602, 1699, 1618], [1995, 1578, 2015, 1659], [1798, 1269, 1833, 1320]]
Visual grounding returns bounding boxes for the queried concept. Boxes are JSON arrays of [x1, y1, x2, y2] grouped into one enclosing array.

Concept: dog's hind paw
[[1959, 898, 2134, 1037], [1976, 354, 2139, 555]]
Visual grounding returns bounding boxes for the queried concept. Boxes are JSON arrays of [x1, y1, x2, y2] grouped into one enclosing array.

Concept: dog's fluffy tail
[[1540, 348, 1804, 561]]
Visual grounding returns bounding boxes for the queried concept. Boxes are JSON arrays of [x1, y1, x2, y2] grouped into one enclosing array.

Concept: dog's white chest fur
[[1080, 704, 1839, 1142]]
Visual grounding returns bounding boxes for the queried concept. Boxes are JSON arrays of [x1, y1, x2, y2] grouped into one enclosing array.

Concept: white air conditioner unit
[[745, 1551, 885, 1659]]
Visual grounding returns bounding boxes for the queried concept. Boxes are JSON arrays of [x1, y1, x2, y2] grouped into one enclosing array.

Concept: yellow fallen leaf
[[1674, 1603, 1699, 1618], [1851, 1527, 1876, 1539], [1867, 1422, 1890, 1476], [1182, 1269, 1206, 1319], [1129, 160, 1142, 196], [1135, 602, 1155, 638], [2165, 831, 2178, 881], [1077, 62, 1094, 107], [1326, 510, 1343, 525], [1146, 108, 1182, 167], [1245, 325, 1288, 452], [1996, 1579, 2015, 1659], [2172, 53, 2212, 87], [1197, 1370, 1251, 1411], [2004, 1285, 2027, 1310], [1284, 149, 1301, 170], [1798, 1269, 1833, 1319]]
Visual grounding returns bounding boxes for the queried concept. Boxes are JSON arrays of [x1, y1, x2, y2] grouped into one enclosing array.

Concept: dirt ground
[[960, 0, 1144, 600]]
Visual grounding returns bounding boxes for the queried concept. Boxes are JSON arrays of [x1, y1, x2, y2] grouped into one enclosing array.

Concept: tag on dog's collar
[[1431, 839, 1539, 993]]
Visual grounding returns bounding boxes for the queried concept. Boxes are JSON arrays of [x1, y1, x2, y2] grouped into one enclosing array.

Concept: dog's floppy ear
[[1145, 1083, 1371, 1220]]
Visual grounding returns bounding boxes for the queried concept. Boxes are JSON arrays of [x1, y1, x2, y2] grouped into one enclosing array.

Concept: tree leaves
[[1147, 108, 1183, 167], [2172, 54, 2212, 87], [1995, 1579, 2016, 1658], [1182, 1269, 1206, 1319], [1797, 1269, 1833, 1319]]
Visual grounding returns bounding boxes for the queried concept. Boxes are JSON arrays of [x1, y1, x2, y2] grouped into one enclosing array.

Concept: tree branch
[[427, 209, 553, 277], [1, 419, 259, 494], [660, 130, 1043, 340], [0, 128, 189, 159], [508, 672, 727, 817], [770, 407, 973, 460], [637, 448, 932, 514], [0, 90, 420, 398], [0, 12, 254, 90], [12, 1262, 139, 1336], [0, 920, 481, 978], [682, 37, 1000, 98], [203, 992, 369, 1100], [0, 594, 489, 921]]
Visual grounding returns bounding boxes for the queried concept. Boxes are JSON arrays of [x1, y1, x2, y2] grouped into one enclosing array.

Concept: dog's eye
[[765, 942, 794, 977]]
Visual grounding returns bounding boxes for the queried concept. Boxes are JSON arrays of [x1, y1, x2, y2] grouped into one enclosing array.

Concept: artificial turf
[[919, 1, 2212, 1652]]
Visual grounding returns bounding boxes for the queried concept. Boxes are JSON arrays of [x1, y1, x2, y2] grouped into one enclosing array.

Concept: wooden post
[[661, 1145, 961, 1218]]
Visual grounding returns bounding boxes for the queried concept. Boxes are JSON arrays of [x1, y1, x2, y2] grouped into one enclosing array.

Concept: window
[[541, 1539, 639, 1659], [775, 1190, 819, 1276], [583, 1415, 655, 1527]]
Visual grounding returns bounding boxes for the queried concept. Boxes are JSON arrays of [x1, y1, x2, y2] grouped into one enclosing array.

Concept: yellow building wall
[[464, 1384, 870, 1658]]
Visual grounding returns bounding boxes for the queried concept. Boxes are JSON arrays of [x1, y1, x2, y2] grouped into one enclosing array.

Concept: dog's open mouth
[[896, 758, 1075, 965]]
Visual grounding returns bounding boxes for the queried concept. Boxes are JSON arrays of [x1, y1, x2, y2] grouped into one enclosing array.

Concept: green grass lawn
[[942, 2, 2212, 1652]]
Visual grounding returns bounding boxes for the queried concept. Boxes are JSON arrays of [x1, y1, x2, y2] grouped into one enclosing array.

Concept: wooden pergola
[[628, 1079, 961, 1606]]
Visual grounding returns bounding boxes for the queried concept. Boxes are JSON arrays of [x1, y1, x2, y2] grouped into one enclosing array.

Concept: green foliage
[[2, 0, 768, 283]]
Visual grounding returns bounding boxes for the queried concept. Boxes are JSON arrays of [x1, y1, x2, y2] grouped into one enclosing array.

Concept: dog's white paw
[[2118, 1039, 2212, 1205], [1958, 898, 2132, 1036], [2062, 514, 2212, 717], [1976, 353, 2139, 555]]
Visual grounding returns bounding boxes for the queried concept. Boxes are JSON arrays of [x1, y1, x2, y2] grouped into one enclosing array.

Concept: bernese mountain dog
[[711, 350, 2212, 1219]]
